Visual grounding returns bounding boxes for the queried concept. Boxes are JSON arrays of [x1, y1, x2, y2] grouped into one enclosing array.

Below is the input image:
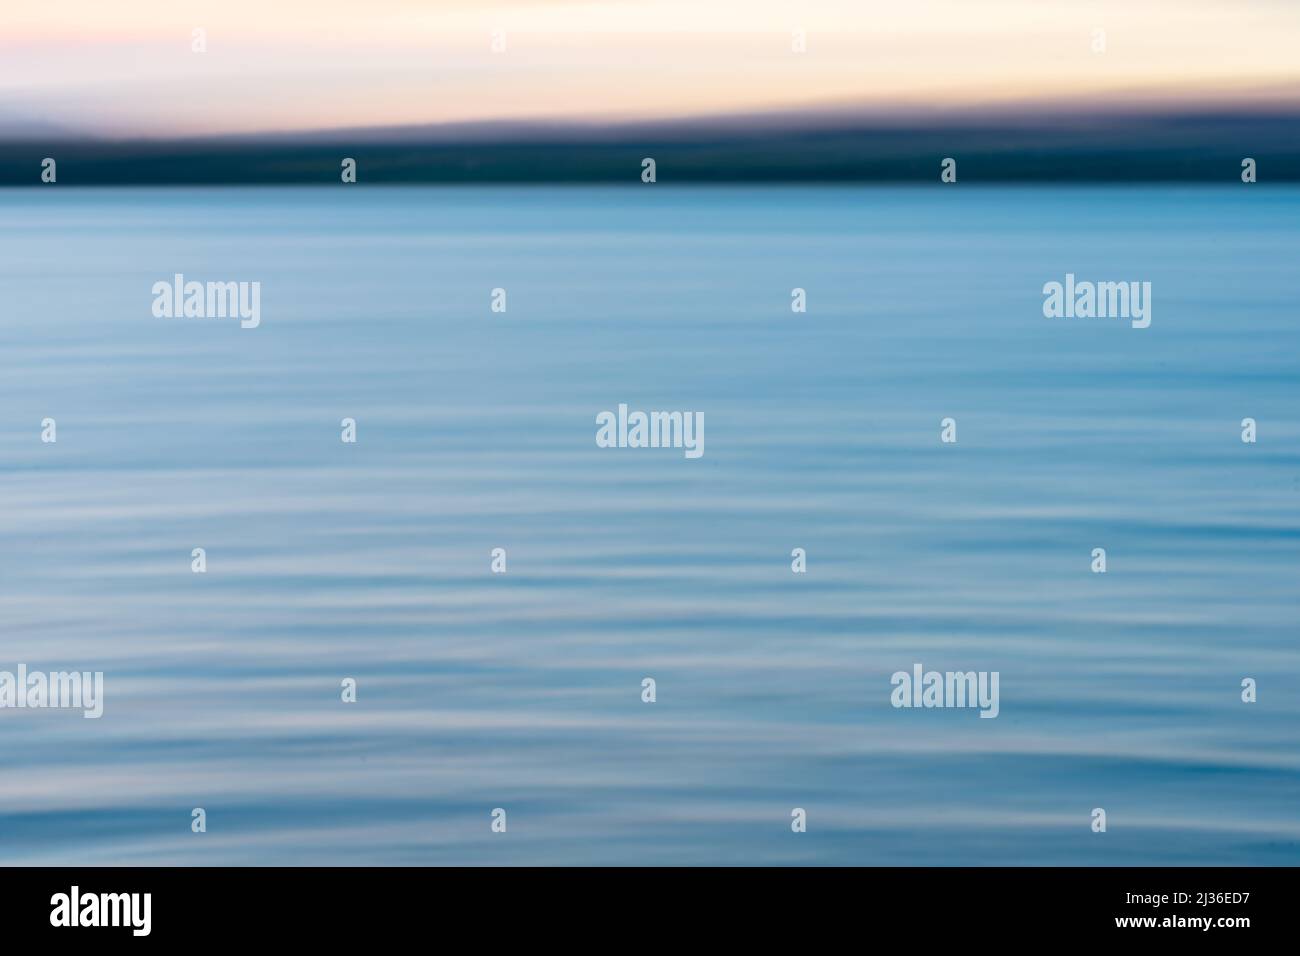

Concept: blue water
[[1, 186, 1297, 865]]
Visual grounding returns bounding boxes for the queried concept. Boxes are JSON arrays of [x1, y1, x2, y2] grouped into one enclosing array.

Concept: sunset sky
[[3, 0, 1299, 137]]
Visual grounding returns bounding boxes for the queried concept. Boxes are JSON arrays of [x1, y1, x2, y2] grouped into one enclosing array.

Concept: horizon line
[[8, 85, 1300, 146]]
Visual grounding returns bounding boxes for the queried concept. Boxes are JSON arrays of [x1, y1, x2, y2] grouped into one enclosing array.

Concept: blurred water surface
[[1, 186, 1297, 864]]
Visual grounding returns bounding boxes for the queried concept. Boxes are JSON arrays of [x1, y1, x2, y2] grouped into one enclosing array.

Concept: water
[[1, 185, 1297, 865]]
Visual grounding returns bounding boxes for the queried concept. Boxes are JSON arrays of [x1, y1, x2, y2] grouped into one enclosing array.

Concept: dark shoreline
[[3, 110, 1297, 185]]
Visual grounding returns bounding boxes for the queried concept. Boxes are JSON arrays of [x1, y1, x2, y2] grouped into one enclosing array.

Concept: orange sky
[[3, 0, 1298, 136]]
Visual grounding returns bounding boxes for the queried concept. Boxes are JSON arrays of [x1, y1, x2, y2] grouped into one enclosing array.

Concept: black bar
[[0, 867, 1285, 942]]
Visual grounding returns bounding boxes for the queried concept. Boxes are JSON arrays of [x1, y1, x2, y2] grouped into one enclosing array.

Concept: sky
[[2, 0, 1299, 138]]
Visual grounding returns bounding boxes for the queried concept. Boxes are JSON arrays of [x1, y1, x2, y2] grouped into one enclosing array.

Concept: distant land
[[2, 106, 1298, 184]]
